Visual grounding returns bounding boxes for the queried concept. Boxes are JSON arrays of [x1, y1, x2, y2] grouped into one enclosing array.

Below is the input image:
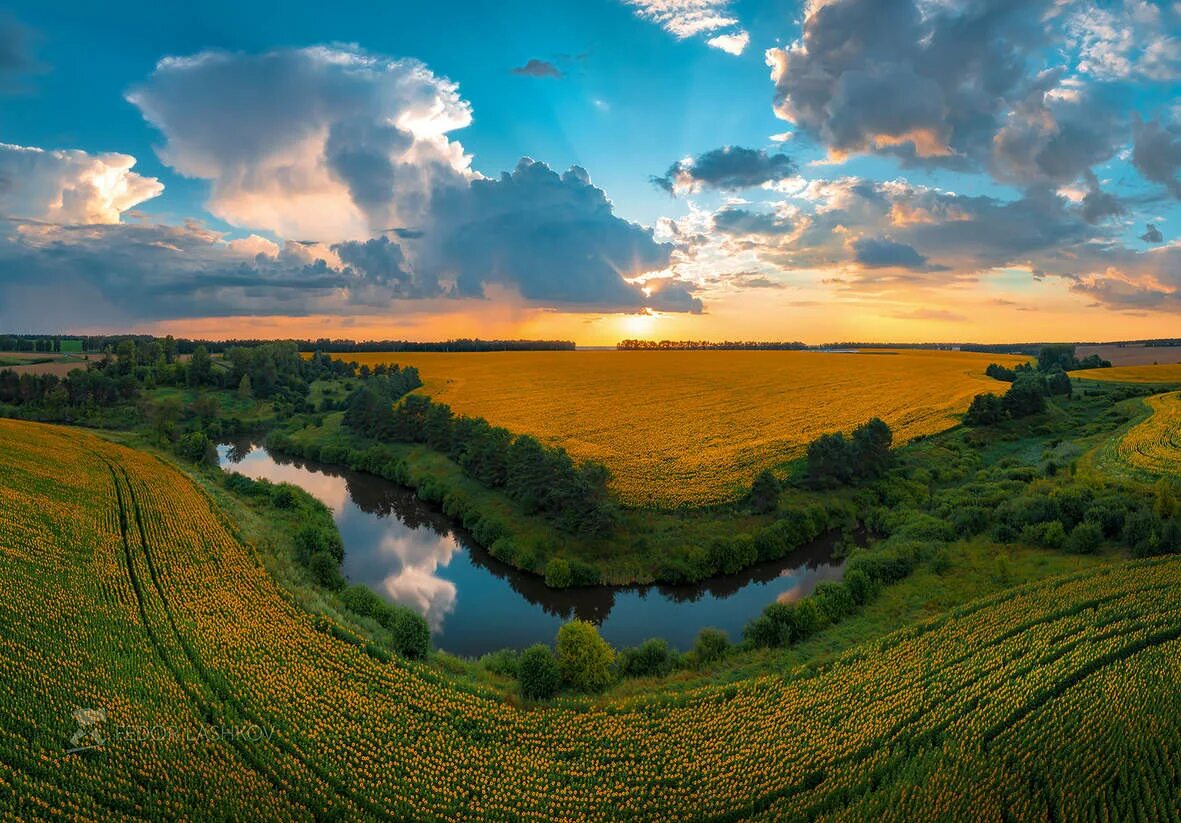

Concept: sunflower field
[[331, 349, 1026, 506], [3, 418, 1181, 820]]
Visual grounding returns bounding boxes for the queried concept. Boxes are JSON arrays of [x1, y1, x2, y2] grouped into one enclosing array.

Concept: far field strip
[[330, 349, 1025, 506]]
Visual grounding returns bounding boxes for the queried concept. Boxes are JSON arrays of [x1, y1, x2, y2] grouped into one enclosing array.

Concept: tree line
[[343, 386, 617, 536]]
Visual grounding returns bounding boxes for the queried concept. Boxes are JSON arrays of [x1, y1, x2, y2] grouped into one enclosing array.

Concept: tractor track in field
[[100, 453, 370, 820]]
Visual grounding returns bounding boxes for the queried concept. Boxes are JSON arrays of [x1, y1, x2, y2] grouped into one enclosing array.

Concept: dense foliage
[[344, 389, 617, 536]]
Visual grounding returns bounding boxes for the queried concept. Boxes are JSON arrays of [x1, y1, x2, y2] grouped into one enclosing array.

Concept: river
[[217, 442, 847, 657]]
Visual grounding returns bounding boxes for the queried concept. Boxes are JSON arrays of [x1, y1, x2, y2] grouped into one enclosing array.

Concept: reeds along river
[[218, 441, 847, 657]]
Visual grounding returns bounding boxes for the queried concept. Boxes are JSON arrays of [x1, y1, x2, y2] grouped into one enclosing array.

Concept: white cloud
[[625, 0, 748, 55], [0, 143, 162, 224], [706, 31, 749, 55], [127, 46, 474, 241]]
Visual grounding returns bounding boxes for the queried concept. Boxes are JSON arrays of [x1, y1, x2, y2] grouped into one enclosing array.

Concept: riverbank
[[265, 411, 860, 587]]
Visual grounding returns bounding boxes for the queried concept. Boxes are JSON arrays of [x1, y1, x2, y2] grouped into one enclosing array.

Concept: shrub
[[619, 638, 675, 678], [692, 628, 729, 665], [556, 620, 615, 693], [518, 644, 561, 700], [307, 551, 344, 590], [389, 608, 430, 660], [480, 648, 520, 679], [748, 469, 781, 514], [294, 525, 344, 565], [1067, 522, 1103, 554], [341, 584, 384, 618], [175, 430, 214, 464], [544, 558, 573, 588]]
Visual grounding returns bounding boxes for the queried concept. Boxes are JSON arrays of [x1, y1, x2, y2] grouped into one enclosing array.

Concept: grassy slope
[[2, 418, 1181, 820]]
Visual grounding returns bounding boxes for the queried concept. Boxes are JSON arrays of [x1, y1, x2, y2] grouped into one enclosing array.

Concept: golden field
[[1070, 364, 1181, 384], [335, 349, 1026, 506], [1117, 391, 1181, 476], [4, 418, 1181, 820]]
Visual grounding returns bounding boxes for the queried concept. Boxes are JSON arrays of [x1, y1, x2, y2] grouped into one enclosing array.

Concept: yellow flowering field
[[1117, 391, 1181, 476], [3, 418, 1181, 820], [1070, 363, 1181, 384], [336, 349, 1025, 506]]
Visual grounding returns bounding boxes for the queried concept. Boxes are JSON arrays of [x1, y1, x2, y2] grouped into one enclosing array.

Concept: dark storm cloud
[[653, 147, 796, 195], [1132, 117, 1181, 199], [511, 59, 562, 78], [331, 235, 443, 298], [416, 158, 682, 310], [0, 222, 351, 327], [1140, 223, 1164, 243]]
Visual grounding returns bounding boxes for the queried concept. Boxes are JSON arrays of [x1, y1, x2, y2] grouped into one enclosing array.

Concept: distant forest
[[0, 335, 574, 354], [617, 339, 1181, 353]]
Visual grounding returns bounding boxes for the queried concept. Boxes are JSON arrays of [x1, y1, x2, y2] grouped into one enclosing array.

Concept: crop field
[[332, 350, 1025, 506], [1077, 344, 1181, 367], [1116, 391, 1181, 476], [4, 417, 1181, 821], [1070, 363, 1181, 384]]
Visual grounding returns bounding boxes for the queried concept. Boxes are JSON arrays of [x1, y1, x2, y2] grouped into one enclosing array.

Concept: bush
[[748, 469, 780, 514], [544, 558, 573, 588], [307, 551, 344, 590], [175, 430, 215, 464], [1067, 522, 1103, 554], [389, 608, 430, 660], [341, 584, 384, 618], [692, 627, 729, 665], [293, 525, 344, 565], [619, 638, 675, 678], [556, 620, 616, 693], [518, 644, 561, 699], [480, 648, 520, 679]]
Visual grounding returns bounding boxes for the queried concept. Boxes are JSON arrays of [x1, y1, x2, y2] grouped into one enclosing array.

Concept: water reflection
[[218, 441, 847, 657]]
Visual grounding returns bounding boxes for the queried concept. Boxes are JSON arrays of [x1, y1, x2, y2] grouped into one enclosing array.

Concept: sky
[[0, 0, 1179, 345]]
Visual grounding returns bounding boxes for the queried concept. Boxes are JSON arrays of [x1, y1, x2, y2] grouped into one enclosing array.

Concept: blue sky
[[0, 0, 1179, 342]]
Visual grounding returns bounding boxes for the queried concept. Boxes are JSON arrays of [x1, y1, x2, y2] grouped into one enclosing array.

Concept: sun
[[622, 312, 656, 337]]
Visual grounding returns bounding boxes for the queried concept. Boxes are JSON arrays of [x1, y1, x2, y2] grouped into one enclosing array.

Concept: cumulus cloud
[[415, 158, 679, 309], [127, 46, 474, 241], [1068, 0, 1181, 82], [990, 71, 1122, 188], [625, 0, 749, 54], [1140, 223, 1164, 243], [0, 143, 163, 224], [675, 175, 1179, 311], [767, 0, 1051, 167], [512, 59, 561, 78], [1132, 116, 1181, 199], [850, 236, 933, 270], [653, 147, 796, 195], [0, 220, 352, 328]]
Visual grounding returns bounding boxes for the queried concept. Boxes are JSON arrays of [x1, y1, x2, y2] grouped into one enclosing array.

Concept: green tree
[[748, 469, 780, 514], [556, 620, 615, 693], [238, 372, 253, 401], [851, 417, 892, 477], [388, 609, 430, 660], [518, 644, 561, 699], [188, 345, 212, 387], [692, 628, 729, 665]]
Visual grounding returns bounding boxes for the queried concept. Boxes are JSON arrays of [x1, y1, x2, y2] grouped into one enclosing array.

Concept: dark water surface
[[217, 442, 846, 657]]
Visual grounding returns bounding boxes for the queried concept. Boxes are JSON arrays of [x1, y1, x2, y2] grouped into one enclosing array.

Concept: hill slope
[[1, 418, 1179, 821]]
